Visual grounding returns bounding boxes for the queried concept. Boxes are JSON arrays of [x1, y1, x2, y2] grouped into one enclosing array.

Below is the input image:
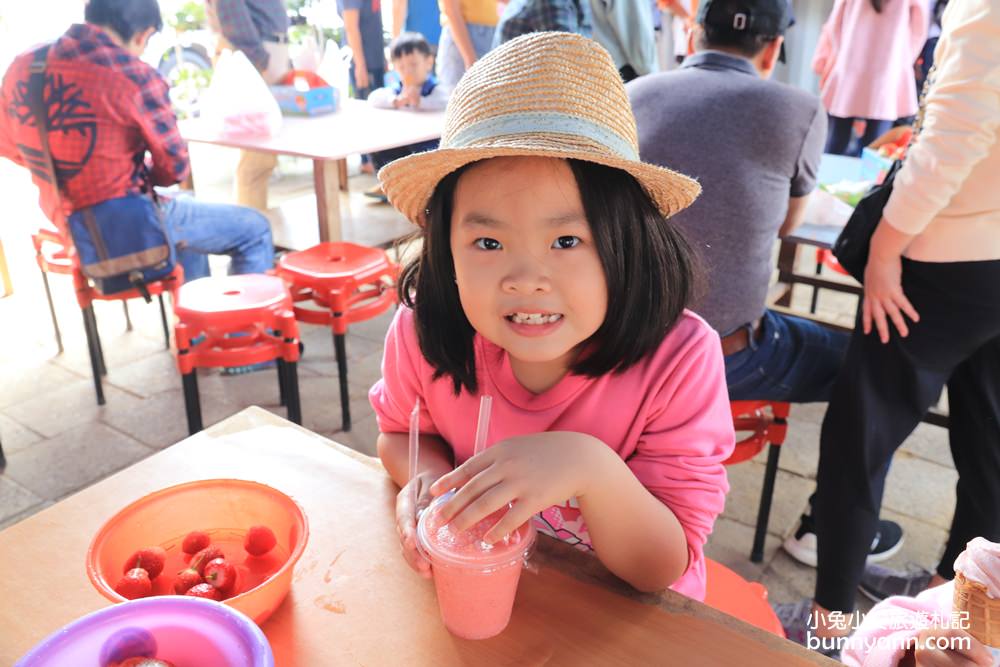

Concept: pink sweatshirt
[[812, 0, 927, 121], [369, 306, 735, 601]]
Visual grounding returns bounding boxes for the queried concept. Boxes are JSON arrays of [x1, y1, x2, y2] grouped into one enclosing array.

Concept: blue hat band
[[446, 111, 639, 162]]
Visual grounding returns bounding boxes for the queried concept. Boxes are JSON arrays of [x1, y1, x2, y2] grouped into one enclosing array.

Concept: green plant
[[167, 1, 206, 33]]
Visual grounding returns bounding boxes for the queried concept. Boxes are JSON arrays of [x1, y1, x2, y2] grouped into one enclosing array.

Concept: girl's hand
[[395, 470, 443, 578], [863, 220, 919, 344], [429, 432, 606, 543], [911, 626, 993, 667]]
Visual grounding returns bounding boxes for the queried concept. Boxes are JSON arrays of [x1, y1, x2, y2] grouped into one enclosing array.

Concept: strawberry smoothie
[[417, 497, 535, 640]]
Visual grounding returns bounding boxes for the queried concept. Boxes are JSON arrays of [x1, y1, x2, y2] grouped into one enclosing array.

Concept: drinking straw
[[408, 398, 420, 507], [473, 395, 493, 457]]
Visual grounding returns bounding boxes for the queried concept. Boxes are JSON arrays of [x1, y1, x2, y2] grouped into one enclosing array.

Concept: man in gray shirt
[[628, 0, 901, 583]]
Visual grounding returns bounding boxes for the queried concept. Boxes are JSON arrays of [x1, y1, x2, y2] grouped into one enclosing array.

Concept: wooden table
[[179, 100, 446, 244], [0, 407, 834, 665]]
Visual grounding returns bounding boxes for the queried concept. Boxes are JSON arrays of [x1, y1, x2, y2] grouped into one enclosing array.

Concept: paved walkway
[[0, 156, 958, 616]]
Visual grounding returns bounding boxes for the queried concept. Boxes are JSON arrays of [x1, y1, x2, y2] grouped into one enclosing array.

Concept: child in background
[[365, 32, 447, 201], [369, 32, 735, 599]]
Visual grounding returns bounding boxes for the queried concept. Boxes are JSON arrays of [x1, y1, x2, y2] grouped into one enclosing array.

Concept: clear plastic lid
[[416, 493, 536, 571]]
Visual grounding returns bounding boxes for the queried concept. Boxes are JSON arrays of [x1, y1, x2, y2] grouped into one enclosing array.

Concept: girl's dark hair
[[398, 159, 701, 395], [85, 0, 163, 42], [870, 0, 885, 13]]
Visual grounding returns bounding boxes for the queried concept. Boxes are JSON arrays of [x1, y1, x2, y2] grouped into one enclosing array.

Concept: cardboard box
[[271, 85, 338, 116]]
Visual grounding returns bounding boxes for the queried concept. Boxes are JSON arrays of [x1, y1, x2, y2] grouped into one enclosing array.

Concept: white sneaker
[[782, 514, 904, 568]]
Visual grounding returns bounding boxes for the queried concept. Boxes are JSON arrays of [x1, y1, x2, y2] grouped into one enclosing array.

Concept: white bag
[[200, 50, 283, 138]]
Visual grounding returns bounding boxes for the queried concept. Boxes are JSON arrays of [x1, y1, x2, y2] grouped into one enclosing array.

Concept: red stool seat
[[174, 274, 302, 434], [725, 401, 791, 562], [277, 242, 399, 431], [704, 559, 784, 637]]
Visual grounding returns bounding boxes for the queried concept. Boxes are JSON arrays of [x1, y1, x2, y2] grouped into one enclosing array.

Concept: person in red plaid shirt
[[206, 0, 291, 211], [0, 0, 274, 283]]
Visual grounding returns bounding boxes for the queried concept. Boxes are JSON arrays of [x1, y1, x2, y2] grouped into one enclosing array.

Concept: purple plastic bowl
[[16, 596, 273, 667]]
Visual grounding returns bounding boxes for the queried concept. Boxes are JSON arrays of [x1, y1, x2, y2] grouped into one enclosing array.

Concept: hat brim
[[378, 140, 702, 227]]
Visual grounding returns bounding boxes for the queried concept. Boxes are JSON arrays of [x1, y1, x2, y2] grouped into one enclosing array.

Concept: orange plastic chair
[[809, 248, 852, 313], [174, 274, 302, 435], [32, 226, 181, 405], [704, 558, 785, 637], [276, 242, 399, 431], [724, 401, 791, 562]]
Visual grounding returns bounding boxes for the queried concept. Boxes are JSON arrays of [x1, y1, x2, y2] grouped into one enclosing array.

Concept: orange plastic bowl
[[87, 479, 308, 625]]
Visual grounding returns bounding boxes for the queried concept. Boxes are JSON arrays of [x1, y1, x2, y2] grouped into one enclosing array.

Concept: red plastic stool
[[33, 226, 179, 405], [173, 274, 302, 434], [809, 248, 852, 313], [725, 401, 791, 563], [276, 242, 398, 431], [704, 558, 785, 637]]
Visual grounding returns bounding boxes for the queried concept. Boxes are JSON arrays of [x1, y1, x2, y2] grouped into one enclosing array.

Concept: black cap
[[697, 0, 794, 62]]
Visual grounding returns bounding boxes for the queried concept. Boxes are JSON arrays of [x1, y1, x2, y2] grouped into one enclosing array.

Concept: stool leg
[[89, 307, 108, 377], [276, 359, 287, 406], [333, 332, 350, 432], [284, 361, 302, 425], [81, 306, 106, 405], [158, 294, 170, 349], [40, 268, 64, 354], [182, 371, 203, 434], [751, 442, 782, 563], [122, 300, 133, 331], [809, 260, 822, 314]]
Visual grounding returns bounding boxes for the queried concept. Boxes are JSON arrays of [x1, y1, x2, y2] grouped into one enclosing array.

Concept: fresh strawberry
[[190, 545, 225, 575], [244, 525, 276, 557], [203, 557, 237, 594], [173, 567, 203, 595], [122, 546, 167, 580], [114, 568, 153, 600], [181, 530, 210, 555], [185, 582, 221, 600]]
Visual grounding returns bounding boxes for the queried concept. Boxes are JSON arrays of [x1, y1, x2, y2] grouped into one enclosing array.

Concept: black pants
[[815, 258, 1000, 612]]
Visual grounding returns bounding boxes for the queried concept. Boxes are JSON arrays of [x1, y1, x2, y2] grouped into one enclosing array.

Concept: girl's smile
[[449, 156, 609, 393]]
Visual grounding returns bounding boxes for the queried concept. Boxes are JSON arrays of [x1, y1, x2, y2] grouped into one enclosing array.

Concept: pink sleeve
[[368, 307, 441, 436], [626, 324, 736, 577], [840, 582, 953, 667]]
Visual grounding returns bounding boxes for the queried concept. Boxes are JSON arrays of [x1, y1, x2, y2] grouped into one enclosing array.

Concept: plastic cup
[[416, 494, 535, 640], [16, 596, 273, 666]]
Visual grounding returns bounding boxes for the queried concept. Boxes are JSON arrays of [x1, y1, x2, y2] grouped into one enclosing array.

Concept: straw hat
[[378, 31, 701, 226]]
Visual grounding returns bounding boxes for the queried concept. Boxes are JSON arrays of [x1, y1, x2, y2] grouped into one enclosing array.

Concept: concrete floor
[[0, 153, 959, 617]]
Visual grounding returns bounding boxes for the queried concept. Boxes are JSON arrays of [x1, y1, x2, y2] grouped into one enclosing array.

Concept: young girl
[[368, 31, 735, 599]]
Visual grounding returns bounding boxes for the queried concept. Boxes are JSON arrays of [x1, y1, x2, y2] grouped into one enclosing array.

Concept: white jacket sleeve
[[884, 0, 1000, 236], [417, 84, 450, 111], [366, 86, 396, 109]]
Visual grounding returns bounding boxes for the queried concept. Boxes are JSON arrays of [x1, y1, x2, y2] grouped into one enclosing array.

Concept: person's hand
[[863, 220, 919, 343], [395, 470, 443, 578], [394, 85, 421, 108], [429, 432, 605, 543], [912, 626, 994, 666], [870, 125, 913, 150], [354, 67, 370, 93]]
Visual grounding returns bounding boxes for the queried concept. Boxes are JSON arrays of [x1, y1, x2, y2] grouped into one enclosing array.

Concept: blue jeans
[[161, 194, 274, 282], [438, 23, 495, 89], [825, 115, 894, 157], [725, 310, 850, 403]]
